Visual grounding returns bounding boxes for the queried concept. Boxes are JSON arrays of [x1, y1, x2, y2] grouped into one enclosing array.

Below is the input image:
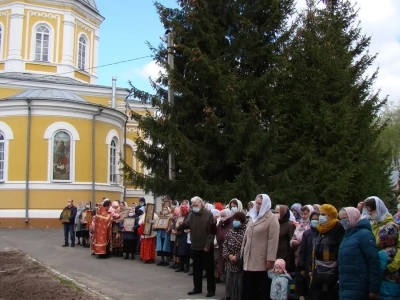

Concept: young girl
[[268, 259, 292, 300]]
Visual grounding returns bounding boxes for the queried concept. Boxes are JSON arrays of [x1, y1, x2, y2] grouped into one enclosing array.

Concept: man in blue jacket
[[59, 199, 77, 247]]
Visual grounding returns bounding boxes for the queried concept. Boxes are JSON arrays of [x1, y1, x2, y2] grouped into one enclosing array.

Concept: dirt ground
[[0, 251, 102, 300]]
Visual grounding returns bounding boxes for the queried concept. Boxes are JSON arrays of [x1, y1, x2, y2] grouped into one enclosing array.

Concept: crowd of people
[[59, 194, 400, 300]]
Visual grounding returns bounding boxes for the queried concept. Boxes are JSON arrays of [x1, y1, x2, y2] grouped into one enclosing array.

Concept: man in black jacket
[[177, 196, 216, 298], [59, 199, 77, 247]]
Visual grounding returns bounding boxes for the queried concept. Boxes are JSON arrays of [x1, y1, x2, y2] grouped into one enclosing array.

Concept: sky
[[95, 0, 400, 104]]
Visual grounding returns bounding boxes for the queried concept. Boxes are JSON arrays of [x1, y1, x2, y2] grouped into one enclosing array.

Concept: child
[[378, 225, 400, 300], [268, 259, 292, 300]]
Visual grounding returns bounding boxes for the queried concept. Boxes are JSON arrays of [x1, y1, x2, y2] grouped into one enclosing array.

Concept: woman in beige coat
[[241, 194, 280, 300]]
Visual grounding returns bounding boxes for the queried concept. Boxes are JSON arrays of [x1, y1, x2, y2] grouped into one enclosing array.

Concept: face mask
[[361, 208, 370, 220], [128, 213, 134, 217], [397, 204, 400, 210], [340, 218, 351, 230], [192, 207, 200, 213], [319, 215, 328, 225], [220, 217, 227, 221], [232, 220, 241, 228], [85, 205, 90, 209], [139, 203, 144, 206], [310, 220, 319, 228], [231, 207, 238, 213], [370, 212, 378, 222]]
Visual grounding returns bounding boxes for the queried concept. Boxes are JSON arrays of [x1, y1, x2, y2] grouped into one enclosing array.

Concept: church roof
[[9, 89, 88, 103], [76, 0, 98, 12]]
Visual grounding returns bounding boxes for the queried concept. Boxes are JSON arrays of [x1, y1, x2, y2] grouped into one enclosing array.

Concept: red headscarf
[[180, 205, 189, 216], [214, 202, 224, 211]]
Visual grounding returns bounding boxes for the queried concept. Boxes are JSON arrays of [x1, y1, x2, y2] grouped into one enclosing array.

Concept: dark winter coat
[[277, 207, 296, 272], [176, 214, 190, 256], [338, 218, 381, 300]]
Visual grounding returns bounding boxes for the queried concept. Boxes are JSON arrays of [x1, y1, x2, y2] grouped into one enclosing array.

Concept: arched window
[[0, 132, 4, 181], [52, 131, 72, 181], [35, 24, 50, 62], [78, 35, 87, 70], [109, 137, 118, 183]]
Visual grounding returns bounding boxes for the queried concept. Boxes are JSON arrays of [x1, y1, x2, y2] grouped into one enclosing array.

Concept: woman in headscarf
[[275, 205, 296, 273], [155, 206, 172, 266], [78, 201, 92, 248], [312, 204, 321, 212], [309, 204, 345, 300], [338, 207, 380, 300], [378, 222, 400, 299], [169, 206, 181, 269], [228, 198, 243, 213], [138, 206, 158, 264], [298, 210, 320, 299], [174, 204, 191, 273], [210, 208, 234, 283], [75, 201, 85, 246], [110, 201, 123, 257], [291, 203, 302, 223], [241, 194, 280, 300], [291, 205, 314, 266], [365, 196, 400, 280]]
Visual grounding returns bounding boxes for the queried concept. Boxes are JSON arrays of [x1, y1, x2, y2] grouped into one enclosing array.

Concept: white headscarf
[[221, 208, 234, 219], [205, 203, 215, 211], [229, 198, 244, 212], [289, 210, 296, 222], [211, 209, 220, 217], [366, 196, 390, 223], [249, 194, 271, 223]]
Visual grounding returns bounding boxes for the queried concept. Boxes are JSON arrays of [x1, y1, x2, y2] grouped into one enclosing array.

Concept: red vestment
[[92, 206, 112, 255]]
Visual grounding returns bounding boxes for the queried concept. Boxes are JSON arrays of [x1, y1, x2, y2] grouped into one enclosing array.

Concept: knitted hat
[[379, 224, 399, 248], [214, 202, 224, 211], [320, 204, 338, 219], [274, 259, 286, 272], [343, 207, 361, 228], [233, 212, 246, 224]]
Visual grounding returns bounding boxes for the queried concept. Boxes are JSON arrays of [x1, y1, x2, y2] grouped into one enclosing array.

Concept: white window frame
[[0, 132, 5, 182], [44, 122, 80, 183], [106, 129, 120, 185], [0, 24, 3, 60], [0, 122, 14, 183], [31, 22, 53, 63], [109, 137, 119, 184], [77, 34, 89, 71]]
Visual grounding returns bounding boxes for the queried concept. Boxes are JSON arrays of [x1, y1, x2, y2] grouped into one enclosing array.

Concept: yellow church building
[[0, 0, 155, 228]]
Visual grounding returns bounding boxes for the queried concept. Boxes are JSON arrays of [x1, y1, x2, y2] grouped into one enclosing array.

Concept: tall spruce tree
[[122, 0, 295, 202], [274, 0, 391, 207]]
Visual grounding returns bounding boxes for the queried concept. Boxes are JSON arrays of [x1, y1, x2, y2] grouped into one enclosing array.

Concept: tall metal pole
[[167, 31, 175, 181]]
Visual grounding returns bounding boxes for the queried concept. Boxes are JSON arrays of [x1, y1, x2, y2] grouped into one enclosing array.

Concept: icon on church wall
[[52, 131, 71, 181]]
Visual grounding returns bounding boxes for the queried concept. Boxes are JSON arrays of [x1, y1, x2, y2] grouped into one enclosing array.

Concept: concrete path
[[0, 229, 223, 300]]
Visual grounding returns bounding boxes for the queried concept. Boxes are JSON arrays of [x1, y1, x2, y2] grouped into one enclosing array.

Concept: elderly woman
[[210, 208, 234, 283], [309, 204, 344, 300], [242, 194, 280, 300], [75, 201, 85, 246], [364, 196, 400, 276], [338, 207, 380, 300], [291, 203, 302, 223]]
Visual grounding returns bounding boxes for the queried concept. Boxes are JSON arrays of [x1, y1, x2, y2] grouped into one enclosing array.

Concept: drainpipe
[[25, 99, 32, 223], [111, 77, 117, 109], [123, 112, 128, 202], [91, 108, 103, 208]]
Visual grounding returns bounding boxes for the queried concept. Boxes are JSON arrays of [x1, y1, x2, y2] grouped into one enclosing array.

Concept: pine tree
[[122, 0, 295, 201], [274, 0, 391, 207]]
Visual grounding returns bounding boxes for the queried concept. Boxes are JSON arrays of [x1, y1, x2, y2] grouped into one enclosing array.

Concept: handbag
[[313, 259, 338, 284], [312, 234, 338, 284]]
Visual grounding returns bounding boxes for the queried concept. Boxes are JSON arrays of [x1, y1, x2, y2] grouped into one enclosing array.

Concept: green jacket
[[372, 213, 400, 273]]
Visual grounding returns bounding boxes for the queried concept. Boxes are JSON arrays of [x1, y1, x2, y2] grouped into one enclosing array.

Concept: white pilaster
[[6, 4, 24, 71], [92, 29, 100, 81], [61, 13, 75, 65]]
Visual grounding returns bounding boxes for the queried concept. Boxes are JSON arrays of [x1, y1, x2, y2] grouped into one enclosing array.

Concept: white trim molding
[[0, 121, 13, 182], [44, 122, 79, 183], [105, 129, 119, 145], [0, 181, 125, 192], [44, 121, 80, 140], [0, 209, 61, 219], [0, 121, 14, 139]]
